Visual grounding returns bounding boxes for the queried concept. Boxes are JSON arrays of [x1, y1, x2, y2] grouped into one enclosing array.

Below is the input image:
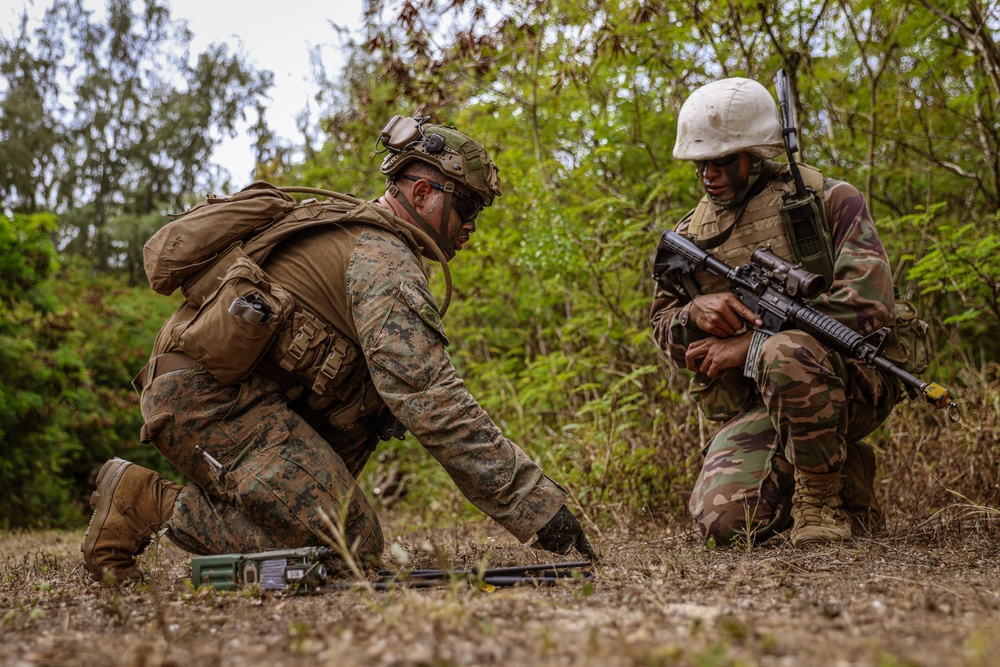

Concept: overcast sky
[[2, 0, 366, 182]]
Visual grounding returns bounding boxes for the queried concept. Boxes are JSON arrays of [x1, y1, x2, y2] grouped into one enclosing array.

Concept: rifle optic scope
[[750, 247, 827, 299]]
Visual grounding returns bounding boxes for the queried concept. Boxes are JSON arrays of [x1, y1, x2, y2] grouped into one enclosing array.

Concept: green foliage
[[0, 212, 59, 309], [4, 0, 1000, 527], [296, 0, 1000, 519], [882, 204, 1000, 371], [908, 219, 1000, 327], [0, 0, 273, 274], [0, 213, 80, 527], [0, 213, 178, 528]]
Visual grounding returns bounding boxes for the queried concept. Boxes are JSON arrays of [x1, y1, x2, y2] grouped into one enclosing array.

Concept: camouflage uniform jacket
[[154, 201, 567, 542], [650, 164, 896, 408]]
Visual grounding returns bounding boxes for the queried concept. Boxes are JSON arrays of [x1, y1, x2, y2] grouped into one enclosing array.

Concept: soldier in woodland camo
[[650, 78, 901, 547], [82, 118, 595, 583]]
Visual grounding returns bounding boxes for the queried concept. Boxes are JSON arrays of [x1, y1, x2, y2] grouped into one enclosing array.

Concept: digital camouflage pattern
[[141, 213, 567, 559], [140, 367, 383, 559], [347, 229, 567, 541], [651, 173, 900, 543]]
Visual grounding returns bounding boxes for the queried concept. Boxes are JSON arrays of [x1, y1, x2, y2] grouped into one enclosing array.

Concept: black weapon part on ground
[[328, 561, 597, 591]]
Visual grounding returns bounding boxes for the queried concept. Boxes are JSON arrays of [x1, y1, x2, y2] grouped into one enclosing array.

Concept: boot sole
[[790, 530, 853, 548], [80, 458, 131, 578]]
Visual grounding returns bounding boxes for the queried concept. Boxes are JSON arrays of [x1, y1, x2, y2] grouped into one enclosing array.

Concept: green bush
[[0, 213, 179, 528]]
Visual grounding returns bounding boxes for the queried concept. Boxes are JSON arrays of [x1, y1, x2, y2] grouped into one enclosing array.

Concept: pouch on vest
[[882, 299, 931, 378], [268, 309, 360, 402], [322, 376, 382, 431], [169, 255, 294, 384]]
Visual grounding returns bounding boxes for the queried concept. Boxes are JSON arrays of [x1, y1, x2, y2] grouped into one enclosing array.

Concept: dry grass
[[876, 373, 1000, 535], [1, 376, 996, 666], [2, 513, 1000, 667]]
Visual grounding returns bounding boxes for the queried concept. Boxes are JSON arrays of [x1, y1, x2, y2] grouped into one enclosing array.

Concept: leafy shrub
[[0, 213, 179, 528]]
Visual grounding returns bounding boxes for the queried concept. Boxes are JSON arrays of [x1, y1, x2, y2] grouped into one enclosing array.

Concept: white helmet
[[673, 78, 784, 161]]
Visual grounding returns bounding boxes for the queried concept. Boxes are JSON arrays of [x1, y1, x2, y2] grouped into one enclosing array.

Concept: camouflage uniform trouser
[[139, 364, 383, 562], [689, 330, 899, 544]]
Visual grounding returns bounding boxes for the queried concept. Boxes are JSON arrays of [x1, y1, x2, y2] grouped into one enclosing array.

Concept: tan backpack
[[143, 181, 453, 386], [144, 181, 298, 297]]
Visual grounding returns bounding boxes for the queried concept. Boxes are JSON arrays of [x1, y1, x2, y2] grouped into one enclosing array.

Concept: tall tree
[[0, 12, 62, 214], [0, 0, 274, 272]]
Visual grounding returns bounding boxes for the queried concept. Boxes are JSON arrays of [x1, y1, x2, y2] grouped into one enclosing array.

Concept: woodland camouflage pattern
[[650, 173, 901, 543], [140, 213, 567, 559]]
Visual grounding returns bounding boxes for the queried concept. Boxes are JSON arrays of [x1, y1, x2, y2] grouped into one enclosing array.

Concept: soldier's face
[[695, 152, 754, 203], [424, 182, 478, 251]]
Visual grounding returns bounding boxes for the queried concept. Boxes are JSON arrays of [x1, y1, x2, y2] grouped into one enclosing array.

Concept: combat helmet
[[673, 78, 783, 161], [377, 116, 502, 206]]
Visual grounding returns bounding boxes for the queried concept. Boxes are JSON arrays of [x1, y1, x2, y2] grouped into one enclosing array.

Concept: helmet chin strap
[[438, 182, 457, 249], [387, 181, 457, 260]]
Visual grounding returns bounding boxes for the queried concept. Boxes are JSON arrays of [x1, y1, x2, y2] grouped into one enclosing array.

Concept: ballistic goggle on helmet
[[377, 115, 503, 208]]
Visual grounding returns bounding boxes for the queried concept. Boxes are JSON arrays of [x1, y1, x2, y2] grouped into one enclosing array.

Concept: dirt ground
[[2, 511, 999, 667]]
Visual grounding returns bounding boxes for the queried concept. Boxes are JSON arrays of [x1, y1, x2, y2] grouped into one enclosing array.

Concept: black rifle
[[654, 229, 959, 421], [357, 561, 595, 590]]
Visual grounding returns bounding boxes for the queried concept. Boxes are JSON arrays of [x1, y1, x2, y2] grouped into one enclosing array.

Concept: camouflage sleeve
[[345, 229, 567, 542], [811, 180, 895, 335], [651, 285, 691, 367], [650, 215, 703, 368]]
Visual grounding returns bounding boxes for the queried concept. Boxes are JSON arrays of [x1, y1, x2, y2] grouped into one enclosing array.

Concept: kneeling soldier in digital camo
[[82, 116, 595, 583]]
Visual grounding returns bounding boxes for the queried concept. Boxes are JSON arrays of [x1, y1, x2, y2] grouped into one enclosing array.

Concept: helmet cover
[[378, 116, 502, 206], [673, 78, 784, 161]]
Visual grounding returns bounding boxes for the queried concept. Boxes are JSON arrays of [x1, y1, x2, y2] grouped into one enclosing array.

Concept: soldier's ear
[[410, 178, 432, 206]]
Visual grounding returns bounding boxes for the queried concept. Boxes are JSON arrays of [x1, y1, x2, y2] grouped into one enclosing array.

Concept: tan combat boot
[[841, 441, 883, 535], [789, 468, 853, 547], [81, 458, 182, 582]]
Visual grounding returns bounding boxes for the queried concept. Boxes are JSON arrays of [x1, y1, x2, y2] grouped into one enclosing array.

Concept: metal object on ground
[[191, 548, 595, 593]]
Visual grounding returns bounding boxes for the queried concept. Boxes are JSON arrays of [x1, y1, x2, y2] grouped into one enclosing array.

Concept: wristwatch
[[677, 303, 692, 327]]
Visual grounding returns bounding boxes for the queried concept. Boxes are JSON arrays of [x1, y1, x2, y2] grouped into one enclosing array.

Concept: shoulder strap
[[245, 187, 456, 317], [243, 200, 359, 265]]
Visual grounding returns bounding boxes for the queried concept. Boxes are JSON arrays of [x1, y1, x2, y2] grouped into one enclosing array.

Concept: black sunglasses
[[399, 175, 483, 222], [694, 153, 741, 170]]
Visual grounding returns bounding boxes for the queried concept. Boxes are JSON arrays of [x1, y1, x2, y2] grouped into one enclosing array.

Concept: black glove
[[534, 505, 598, 562]]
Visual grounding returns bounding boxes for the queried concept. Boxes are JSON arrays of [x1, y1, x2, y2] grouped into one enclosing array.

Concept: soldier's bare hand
[[687, 293, 762, 337], [685, 333, 752, 378]]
